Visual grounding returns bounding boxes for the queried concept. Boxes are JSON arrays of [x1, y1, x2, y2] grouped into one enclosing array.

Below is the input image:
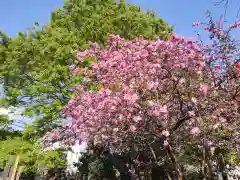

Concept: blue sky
[[0, 0, 239, 38], [128, 0, 240, 38], [0, 0, 64, 36]]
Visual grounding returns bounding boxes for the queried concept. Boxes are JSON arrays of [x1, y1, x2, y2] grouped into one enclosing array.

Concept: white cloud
[[0, 108, 10, 115]]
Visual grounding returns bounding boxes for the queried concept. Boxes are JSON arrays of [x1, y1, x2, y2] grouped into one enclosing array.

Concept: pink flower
[[147, 81, 157, 90], [124, 93, 139, 104], [83, 77, 91, 83], [162, 130, 170, 137], [196, 71, 203, 76], [194, 44, 201, 51], [152, 105, 168, 117], [72, 68, 80, 76], [75, 85, 84, 93], [204, 27, 210, 31], [147, 100, 155, 107], [88, 41, 99, 49], [159, 105, 168, 115], [140, 50, 149, 58], [129, 125, 136, 132], [190, 127, 201, 136], [199, 61, 206, 67], [146, 44, 154, 51], [67, 140, 74, 145], [192, 22, 200, 26], [199, 83, 209, 97], [229, 20, 240, 28], [77, 51, 87, 58], [68, 99, 74, 106], [113, 128, 119, 133], [152, 109, 160, 117], [133, 116, 142, 122], [164, 140, 169, 147], [191, 97, 198, 104], [77, 51, 88, 62], [112, 119, 119, 125]]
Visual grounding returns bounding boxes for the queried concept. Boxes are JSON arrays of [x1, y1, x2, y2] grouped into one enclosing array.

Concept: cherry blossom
[[192, 22, 200, 26], [199, 83, 209, 97], [44, 30, 240, 157], [162, 130, 170, 137], [190, 127, 201, 137]]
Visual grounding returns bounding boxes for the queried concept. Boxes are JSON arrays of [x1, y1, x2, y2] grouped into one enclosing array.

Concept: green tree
[[0, 103, 21, 140], [0, 137, 66, 174], [0, 0, 172, 139], [0, 114, 20, 140]]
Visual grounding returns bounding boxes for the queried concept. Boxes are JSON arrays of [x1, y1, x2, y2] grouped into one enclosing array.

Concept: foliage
[[0, 0, 171, 139], [0, 137, 66, 173], [0, 128, 22, 141], [0, 114, 12, 129], [0, 106, 21, 140], [225, 151, 240, 165]]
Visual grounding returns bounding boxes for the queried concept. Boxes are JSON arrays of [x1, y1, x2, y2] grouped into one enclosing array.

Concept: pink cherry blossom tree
[[43, 17, 240, 179]]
